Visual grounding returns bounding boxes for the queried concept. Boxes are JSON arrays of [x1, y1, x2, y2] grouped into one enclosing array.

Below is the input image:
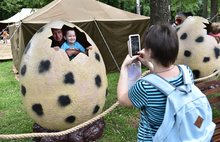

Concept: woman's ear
[[148, 48, 153, 58], [64, 36, 66, 40]]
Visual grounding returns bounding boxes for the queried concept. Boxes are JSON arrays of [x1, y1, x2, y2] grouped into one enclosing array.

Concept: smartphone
[[128, 34, 141, 57]]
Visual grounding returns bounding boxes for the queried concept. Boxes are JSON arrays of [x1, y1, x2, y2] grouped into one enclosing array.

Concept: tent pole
[[0, 21, 22, 56], [93, 19, 121, 72]]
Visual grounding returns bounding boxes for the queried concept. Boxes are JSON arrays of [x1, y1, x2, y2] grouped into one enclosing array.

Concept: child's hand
[[74, 48, 80, 51], [66, 49, 80, 57]]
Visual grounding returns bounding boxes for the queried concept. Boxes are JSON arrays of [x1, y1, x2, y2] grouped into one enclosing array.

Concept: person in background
[[2, 30, 8, 44], [50, 28, 65, 50]]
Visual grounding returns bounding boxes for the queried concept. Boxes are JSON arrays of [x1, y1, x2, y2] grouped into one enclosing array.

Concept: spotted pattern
[[214, 47, 220, 59], [19, 20, 107, 131], [176, 27, 180, 32], [95, 52, 100, 62], [184, 50, 191, 57], [105, 88, 108, 97], [180, 33, 187, 40], [195, 36, 204, 42], [64, 72, 74, 84], [32, 104, 44, 116], [213, 70, 219, 77], [95, 75, 101, 88], [37, 27, 45, 33], [93, 105, 100, 114], [21, 65, 27, 76], [38, 60, 51, 73], [66, 116, 76, 123], [21, 85, 26, 96], [193, 70, 200, 79], [24, 42, 31, 54], [58, 95, 71, 107], [203, 57, 210, 63]]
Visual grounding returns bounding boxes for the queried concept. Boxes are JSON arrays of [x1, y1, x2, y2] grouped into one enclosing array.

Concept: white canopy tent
[[0, 8, 38, 24]]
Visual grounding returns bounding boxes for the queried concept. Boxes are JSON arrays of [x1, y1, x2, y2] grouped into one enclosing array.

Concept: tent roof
[[0, 8, 38, 23], [23, 0, 149, 23]]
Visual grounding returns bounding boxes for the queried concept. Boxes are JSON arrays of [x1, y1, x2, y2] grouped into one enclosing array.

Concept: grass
[[0, 60, 140, 142], [0, 60, 220, 142]]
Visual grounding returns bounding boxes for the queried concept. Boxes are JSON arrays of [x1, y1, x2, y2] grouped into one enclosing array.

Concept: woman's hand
[[137, 49, 154, 72], [121, 54, 139, 69]]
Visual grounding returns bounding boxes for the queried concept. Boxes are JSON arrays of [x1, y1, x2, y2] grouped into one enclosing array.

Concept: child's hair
[[63, 28, 75, 36], [144, 24, 179, 67]]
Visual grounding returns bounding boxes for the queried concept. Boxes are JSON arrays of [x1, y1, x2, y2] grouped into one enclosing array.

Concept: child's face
[[64, 30, 76, 44]]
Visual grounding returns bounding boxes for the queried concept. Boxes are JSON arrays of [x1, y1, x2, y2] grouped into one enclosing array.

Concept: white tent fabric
[[0, 8, 38, 23]]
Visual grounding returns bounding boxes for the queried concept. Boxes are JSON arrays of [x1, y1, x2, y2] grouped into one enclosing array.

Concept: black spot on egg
[[213, 70, 219, 77], [106, 88, 108, 97], [176, 27, 180, 32], [65, 116, 76, 123], [37, 27, 44, 33], [95, 52, 100, 62], [214, 47, 220, 59], [180, 33, 187, 40], [203, 57, 210, 63], [21, 65, 27, 76], [195, 36, 204, 43], [95, 75, 101, 88], [93, 105, 100, 114], [32, 104, 44, 116], [38, 60, 51, 73], [21, 85, 26, 96], [64, 72, 75, 84], [58, 95, 71, 107], [192, 70, 200, 79], [24, 42, 31, 54], [184, 50, 191, 57]]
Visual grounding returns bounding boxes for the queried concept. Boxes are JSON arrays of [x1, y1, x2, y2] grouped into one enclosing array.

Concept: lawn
[[0, 60, 220, 142], [0, 60, 140, 142]]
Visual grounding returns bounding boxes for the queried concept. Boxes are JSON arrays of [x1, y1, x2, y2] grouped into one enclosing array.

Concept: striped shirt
[[128, 65, 194, 142]]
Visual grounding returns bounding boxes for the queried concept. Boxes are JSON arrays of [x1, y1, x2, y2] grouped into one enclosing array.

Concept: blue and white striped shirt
[[128, 65, 194, 142]]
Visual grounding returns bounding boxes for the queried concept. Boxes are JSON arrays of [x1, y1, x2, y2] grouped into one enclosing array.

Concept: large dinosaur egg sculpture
[[19, 20, 108, 131], [175, 16, 220, 80]]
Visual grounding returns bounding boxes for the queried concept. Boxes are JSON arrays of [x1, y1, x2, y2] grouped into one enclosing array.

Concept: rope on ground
[[0, 101, 119, 139], [1, 68, 219, 139], [194, 69, 220, 83]]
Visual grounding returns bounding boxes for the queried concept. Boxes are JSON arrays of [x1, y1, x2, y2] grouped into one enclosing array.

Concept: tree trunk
[[210, 0, 218, 22], [202, 0, 208, 18], [150, 0, 171, 25]]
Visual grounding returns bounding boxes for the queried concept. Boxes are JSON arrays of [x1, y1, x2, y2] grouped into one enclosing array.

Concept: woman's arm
[[117, 55, 137, 107]]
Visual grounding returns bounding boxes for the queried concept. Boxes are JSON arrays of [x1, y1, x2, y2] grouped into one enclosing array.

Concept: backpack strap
[[141, 73, 179, 96], [177, 65, 193, 85]]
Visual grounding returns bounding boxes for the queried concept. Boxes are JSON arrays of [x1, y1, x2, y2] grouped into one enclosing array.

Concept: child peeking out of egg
[[61, 28, 92, 60]]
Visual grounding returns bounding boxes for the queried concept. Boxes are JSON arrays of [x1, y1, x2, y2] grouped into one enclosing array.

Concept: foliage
[[0, 0, 53, 20], [170, 0, 203, 20], [1, 0, 218, 21]]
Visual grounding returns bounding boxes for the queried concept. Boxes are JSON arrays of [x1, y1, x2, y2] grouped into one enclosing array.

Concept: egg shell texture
[[175, 16, 220, 80], [19, 20, 108, 130]]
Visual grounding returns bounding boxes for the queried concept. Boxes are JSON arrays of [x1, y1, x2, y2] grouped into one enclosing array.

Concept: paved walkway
[[0, 39, 12, 61]]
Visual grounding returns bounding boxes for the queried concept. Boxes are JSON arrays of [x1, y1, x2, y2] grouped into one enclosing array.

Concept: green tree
[[0, 0, 53, 20]]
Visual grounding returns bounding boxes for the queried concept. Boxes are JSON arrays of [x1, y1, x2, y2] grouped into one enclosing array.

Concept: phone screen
[[130, 35, 140, 56]]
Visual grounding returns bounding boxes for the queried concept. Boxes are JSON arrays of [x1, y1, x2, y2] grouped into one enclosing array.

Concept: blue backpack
[[141, 65, 216, 142]]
